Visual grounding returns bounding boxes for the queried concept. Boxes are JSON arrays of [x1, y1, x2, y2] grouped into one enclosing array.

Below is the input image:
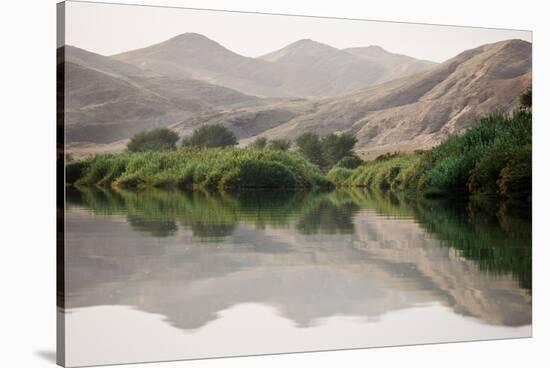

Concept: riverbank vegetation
[[67, 91, 531, 205], [295, 132, 360, 171], [66, 147, 331, 190], [328, 108, 532, 204]]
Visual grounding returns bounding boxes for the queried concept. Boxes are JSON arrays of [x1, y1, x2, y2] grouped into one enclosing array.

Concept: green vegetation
[[70, 91, 531, 204], [181, 124, 237, 148], [520, 88, 532, 109], [66, 147, 331, 191], [127, 128, 179, 152], [248, 137, 291, 151], [295, 133, 324, 168], [295, 132, 359, 171], [335, 155, 363, 169], [330, 109, 532, 204], [268, 139, 292, 151], [320, 133, 358, 169], [331, 153, 421, 191], [249, 137, 268, 149]]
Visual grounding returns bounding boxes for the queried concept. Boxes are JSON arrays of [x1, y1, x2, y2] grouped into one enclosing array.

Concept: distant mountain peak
[[168, 32, 212, 42], [289, 38, 329, 47], [363, 45, 386, 51], [272, 38, 337, 52], [114, 32, 440, 98], [259, 39, 343, 64], [162, 32, 225, 49]]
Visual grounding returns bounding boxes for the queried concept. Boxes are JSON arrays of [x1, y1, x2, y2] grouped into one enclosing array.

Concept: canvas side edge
[[56, 2, 67, 367]]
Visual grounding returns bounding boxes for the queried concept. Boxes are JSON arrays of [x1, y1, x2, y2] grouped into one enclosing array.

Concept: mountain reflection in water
[[62, 187, 531, 364]]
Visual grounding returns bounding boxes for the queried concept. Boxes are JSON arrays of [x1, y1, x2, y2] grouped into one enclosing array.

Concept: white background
[[0, 0, 548, 367]]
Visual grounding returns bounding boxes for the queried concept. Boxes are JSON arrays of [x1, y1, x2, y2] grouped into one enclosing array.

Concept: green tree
[[268, 139, 291, 151], [127, 128, 179, 152], [249, 137, 268, 149], [181, 124, 237, 148], [320, 133, 358, 169], [295, 133, 325, 168]]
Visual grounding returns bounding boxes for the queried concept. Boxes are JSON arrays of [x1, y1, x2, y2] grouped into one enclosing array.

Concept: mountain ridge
[[169, 39, 531, 157], [114, 33, 436, 98], [61, 45, 261, 144], [63, 36, 531, 159]]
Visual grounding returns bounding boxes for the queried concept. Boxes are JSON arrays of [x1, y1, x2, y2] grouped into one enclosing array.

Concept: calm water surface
[[62, 188, 531, 366]]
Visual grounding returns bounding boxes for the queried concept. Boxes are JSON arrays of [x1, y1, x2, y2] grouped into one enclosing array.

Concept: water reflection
[[64, 187, 531, 363]]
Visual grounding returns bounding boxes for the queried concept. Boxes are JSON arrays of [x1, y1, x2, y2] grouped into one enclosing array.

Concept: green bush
[[127, 128, 179, 152], [295, 132, 325, 168], [267, 139, 291, 151], [336, 155, 363, 169], [220, 160, 297, 189], [326, 167, 355, 184], [498, 145, 531, 201], [181, 124, 237, 148], [320, 133, 357, 169], [468, 148, 504, 197], [66, 159, 92, 184], [342, 153, 421, 192], [249, 137, 267, 149], [295, 132, 358, 171]]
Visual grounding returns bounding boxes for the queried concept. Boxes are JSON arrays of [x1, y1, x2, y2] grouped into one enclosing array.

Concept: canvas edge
[[56, 2, 67, 367]]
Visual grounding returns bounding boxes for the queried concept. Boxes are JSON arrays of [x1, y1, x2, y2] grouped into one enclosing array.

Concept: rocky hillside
[[343, 45, 436, 82], [173, 39, 531, 156], [61, 45, 260, 144]]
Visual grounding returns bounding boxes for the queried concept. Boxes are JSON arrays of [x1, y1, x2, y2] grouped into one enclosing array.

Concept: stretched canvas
[[57, 1, 533, 367]]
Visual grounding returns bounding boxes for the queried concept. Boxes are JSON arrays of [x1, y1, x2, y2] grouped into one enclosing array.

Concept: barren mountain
[[260, 40, 435, 92], [175, 39, 531, 156], [113, 33, 435, 98], [114, 33, 305, 98], [61, 45, 260, 144], [343, 45, 436, 82], [258, 39, 387, 95]]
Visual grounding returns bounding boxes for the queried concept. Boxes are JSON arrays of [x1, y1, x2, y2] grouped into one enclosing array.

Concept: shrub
[[498, 145, 532, 201], [127, 128, 179, 152], [374, 152, 399, 162], [520, 88, 532, 109], [295, 132, 358, 171], [320, 133, 358, 169], [181, 124, 237, 148], [351, 154, 420, 191], [326, 167, 354, 185], [249, 137, 267, 149], [66, 159, 92, 184], [335, 155, 363, 169], [268, 139, 291, 151], [295, 132, 325, 168], [468, 148, 506, 197], [220, 160, 297, 189]]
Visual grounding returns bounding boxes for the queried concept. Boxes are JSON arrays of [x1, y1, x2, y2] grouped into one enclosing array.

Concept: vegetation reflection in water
[[66, 186, 531, 290]]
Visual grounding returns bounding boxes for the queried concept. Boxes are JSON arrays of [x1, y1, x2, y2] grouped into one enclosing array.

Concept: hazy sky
[[64, 1, 532, 62]]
